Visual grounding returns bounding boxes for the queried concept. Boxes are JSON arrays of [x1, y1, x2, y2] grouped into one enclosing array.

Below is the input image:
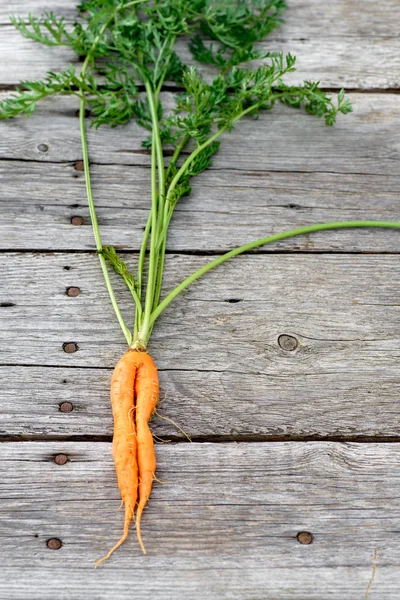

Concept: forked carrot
[[95, 351, 159, 567]]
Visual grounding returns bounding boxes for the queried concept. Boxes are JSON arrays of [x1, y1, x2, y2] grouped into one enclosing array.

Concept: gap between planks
[[3, 434, 400, 444], [0, 81, 399, 94]]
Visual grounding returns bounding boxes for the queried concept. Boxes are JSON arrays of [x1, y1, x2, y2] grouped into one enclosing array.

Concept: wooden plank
[[1, 251, 400, 439], [1, 364, 400, 440], [2, 251, 400, 369], [2, 0, 400, 88], [1, 251, 399, 382], [1, 92, 399, 176], [2, 0, 76, 21], [1, 441, 400, 599], [1, 160, 400, 252], [4, 0, 398, 35]]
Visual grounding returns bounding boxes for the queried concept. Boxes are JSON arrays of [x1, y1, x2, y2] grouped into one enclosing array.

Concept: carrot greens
[[2, 0, 400, 561]]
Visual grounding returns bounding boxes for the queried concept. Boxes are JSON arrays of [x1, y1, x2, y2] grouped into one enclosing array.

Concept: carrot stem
[[150, 220, 400, 326], [79, 96, 132, 346], [76, 1, 152, 347]]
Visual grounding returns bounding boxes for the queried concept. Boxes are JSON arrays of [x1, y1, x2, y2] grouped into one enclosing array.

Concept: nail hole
[[62, 342, 78, 353], [54, 454, 68, 466], [38, 143, 49, 153], [62, 379, 67, 384], [74, 160, 84, 171], [225, 298, 242, 304], [66, 287, 81, 297], [278, 334, 298, 351], [287, 203, 302, 210], [71, 215, 84, 226], [0, 302, 15, 307], [69, 203, 80, 209], [63, 266, 71, 271], [59, 401, 73, 413], [34, 534, 39, 538], [46, 538, 62, 550], [297, 532, 313, 545]]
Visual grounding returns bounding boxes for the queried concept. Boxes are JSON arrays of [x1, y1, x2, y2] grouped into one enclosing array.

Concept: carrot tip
[[95, 503, 134, 567], [136, 511, 147, 555], [94, 532, 129, 568]]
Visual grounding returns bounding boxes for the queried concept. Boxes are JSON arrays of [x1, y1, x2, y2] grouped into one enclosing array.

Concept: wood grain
[[1, 441, 399, 599], [2, 0, 400, 88], [2, 1, 400, 596], [1, 158, 400, 253], [1, 252, 399, 440], [1, 92, 400, 253], [1, 364, 400, 440], [2, 252, 400, 370], [1, 93, 399, 176]]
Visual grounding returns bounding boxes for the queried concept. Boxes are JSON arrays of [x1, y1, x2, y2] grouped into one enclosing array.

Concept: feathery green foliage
[[2, 0, 362, 349]]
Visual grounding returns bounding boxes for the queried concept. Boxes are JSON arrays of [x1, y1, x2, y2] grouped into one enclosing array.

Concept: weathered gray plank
[[2, 0, 77, 20], [3, 0, 398, 35], [2, 0, 400, 88], [1, 252, 399, 370], [2, 251, 400, 439], [2, 160, 400, 252], [2, 568, 390, 600], [1, 93, 399, 177], [2, 364, 400, 440], [1, 441, 400, 599]]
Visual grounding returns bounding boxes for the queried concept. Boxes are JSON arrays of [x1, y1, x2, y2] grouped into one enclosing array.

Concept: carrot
[[135, 352, 159, 554], [95, 350, 159, 567]]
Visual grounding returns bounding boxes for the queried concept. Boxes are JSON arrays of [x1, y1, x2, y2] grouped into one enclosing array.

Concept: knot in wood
[[278, 334, 298, 351]]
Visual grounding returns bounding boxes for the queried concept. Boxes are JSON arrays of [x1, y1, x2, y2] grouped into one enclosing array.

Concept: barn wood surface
[[1, 0, 400, 598]]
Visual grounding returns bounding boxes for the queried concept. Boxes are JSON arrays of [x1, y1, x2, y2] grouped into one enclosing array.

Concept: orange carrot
[[95, 350, 159, 567], [135, 352, 159, 554]]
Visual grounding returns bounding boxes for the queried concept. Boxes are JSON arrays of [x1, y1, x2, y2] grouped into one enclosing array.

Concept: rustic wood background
[[1, 1, 399, 598]]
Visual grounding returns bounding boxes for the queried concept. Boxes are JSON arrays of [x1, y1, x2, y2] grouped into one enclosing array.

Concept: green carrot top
[[3, 0, 398, 351]]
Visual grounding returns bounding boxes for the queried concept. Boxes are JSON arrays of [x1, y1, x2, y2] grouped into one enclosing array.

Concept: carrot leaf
[[2, 0, 362, 350]]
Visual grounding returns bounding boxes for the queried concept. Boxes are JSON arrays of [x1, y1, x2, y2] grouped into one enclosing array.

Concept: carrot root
[[96, 350, 159, 564], [94, 503, 134, 568], [135, 506, 147, 555]]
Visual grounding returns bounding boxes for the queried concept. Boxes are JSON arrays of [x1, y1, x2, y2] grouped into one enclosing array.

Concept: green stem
[[145, 81, 165, 202], [135, 80, 168, 348], [134, 213, 152, 339], [77, 1, 149, 346], [150, 220, 400, 326], [121, 272, 142, 316], [138, 133, 159, 348], [79, 97, 132, 345], [153, 237, 166, 311], [165, 133, 190, 182], [164, 99, 281, 207], [154, 35, 176, 97], [166, 126, 227, 204]]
